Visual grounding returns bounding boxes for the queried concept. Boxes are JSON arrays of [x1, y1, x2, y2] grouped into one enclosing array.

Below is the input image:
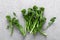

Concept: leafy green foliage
[[21, 5, 56, 36], [6, 13, 26, 36], [47, 17, 56, 28], [13, 12, 16, 16], [6, 5, 56, 37], [6, 15, 13, 36]]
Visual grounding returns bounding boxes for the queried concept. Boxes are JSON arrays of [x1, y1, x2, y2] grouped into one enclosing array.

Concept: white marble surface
[[0, 0, 60, 40]]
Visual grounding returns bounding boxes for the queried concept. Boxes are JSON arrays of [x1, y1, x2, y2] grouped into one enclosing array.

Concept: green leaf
[[13, 12, 16, 16]]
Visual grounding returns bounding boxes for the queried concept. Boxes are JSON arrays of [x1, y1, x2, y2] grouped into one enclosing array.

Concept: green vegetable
[[6, 5, 56, 37], [12, 18, 26, 36], [21, 5, 56, 36], [21, 9, 26, 15], [13, 12, 16, 16], [47, 17, 56, 29], [6, 15, 13, 36], [30, 19, 38, 33], [39, 31, 47, 36], [6, 13, 26, 36]]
